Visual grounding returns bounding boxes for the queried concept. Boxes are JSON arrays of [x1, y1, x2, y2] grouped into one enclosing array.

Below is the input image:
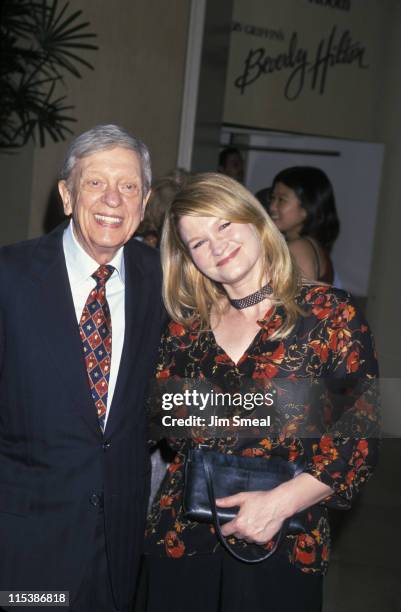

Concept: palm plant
[[0, 0, 97, 149]]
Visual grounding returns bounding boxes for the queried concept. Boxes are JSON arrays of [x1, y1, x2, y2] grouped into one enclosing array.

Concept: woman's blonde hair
[[161, 172, 302, 340]]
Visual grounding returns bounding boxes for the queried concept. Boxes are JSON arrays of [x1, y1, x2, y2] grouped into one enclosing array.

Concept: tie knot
[[92, 264, 114, 285]]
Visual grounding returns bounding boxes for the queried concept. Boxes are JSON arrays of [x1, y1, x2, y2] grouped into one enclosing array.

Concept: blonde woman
[[137, 174, 378, 612]]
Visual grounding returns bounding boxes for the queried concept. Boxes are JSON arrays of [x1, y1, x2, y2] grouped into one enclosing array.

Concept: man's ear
[[58, 180, 73, 216], [140, 189, 152, 222]]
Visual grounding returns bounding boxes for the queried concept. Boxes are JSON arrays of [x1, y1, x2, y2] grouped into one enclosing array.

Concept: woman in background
[[136, 169, 188, 247], [270, 166, 339, 283]]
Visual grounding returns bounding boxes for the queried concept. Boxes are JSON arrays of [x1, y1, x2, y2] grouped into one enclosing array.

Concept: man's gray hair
[[60, 124, 152, 195]]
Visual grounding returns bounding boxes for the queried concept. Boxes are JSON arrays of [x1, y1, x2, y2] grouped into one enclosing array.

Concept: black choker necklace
[[229, 283, 273, 310]]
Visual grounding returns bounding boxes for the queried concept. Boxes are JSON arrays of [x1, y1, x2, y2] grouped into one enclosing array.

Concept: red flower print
[[331, 303, 356, 328], [307, 288, 333, 320], [294, 533, 316, 565], [349, 439, 369, 470], [354, 397, 375, 420], [253, 343, 285, 378], [192, 437, 208, 446], [317, 435, 339, 461], [346, 350, 360, 373], [260, 313, 283, 338], [288, 442, 300, 462], [241, 447, 265, 457], [271, 343, 285, 362], [311, 529, 321, 544], [327, 327, 352, 354], [310, 340, 329, 363], [346, 469, 355, 485], [253, 361, 278, 378], [168, 456, 182, 473], [262, 539, 276, 552], [215, 354, 233, 365], [156, 368, 170, 379], [160, 495, 173, 509], [305, 286, 330, 302], [357, 439, 369, 454], [169, 322, 186, 337], [279, 416, 304, 439], [165, 530, 185, 558], [311, 456, 326, 472]]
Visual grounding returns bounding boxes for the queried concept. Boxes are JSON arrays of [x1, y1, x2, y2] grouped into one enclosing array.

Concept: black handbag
[[183, 447, 307, 563]]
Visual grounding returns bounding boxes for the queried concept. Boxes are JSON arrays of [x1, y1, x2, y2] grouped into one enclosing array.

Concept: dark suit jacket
[[0, 223, 164, 610]]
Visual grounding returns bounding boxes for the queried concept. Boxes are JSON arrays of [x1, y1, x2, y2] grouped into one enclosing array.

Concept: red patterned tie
[[79, 264, 114, 431]]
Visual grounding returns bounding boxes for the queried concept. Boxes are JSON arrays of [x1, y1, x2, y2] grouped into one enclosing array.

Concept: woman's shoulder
[[288, 237, 320, 280], [296, 283, 360, 322], [287, 237, 317, 260], [288, 236, 316, 251]]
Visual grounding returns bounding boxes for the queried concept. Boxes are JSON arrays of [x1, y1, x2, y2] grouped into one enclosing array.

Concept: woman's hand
[[216, 488, 289, 544], [216, 473, 333, 544]]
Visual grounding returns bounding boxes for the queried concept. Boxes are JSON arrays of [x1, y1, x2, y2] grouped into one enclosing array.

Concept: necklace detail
[[228, 283, 273, 310]]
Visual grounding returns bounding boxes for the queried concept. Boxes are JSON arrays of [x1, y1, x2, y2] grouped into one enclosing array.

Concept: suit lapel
[[105, 242, 153, 437], [30, 225, 101, 436]]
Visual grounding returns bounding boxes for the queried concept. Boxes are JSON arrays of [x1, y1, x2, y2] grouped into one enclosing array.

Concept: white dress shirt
[[63, 221, 125, 427]]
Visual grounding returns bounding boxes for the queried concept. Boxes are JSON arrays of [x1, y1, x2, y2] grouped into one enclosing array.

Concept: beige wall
[[192, 0, 234, 172], [367, 0, 401, 378], [1, 0, 190, 242], [224, 0, 386, 140], [0, 143, 34, 245]]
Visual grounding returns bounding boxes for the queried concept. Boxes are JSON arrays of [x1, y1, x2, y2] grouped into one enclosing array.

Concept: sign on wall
[[223, 0, 386, 140]]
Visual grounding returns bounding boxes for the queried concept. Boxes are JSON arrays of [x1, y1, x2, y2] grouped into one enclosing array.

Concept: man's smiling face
[[58, 146, 149, 263]]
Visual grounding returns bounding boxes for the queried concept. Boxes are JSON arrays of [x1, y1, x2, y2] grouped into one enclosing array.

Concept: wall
[[368, 1, 401, 374], [367, 0, 401, 433], [191, 0, 234, 172], [0, 0, 190, 244], [0, 143, 34, 245], [223, 0, 387, 140]]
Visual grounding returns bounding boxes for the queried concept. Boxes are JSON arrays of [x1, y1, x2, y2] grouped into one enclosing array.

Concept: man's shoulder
[[125, 237, 161, 272], [0, 235, 43, 268], [0, 224, 65, 280]]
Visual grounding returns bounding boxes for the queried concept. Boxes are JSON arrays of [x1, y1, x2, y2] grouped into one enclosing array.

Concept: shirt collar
[[63, 220, 125, 288]]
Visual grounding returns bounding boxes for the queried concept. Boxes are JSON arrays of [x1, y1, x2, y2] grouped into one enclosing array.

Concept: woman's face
[[178, 215, 265, 292], [269, 182, 306, 238]]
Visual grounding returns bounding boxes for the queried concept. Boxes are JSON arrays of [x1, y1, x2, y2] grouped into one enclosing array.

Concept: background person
[[136, 168, 188, 248], [137, 173, 378, 612], [218, 146, 245, 183], [270, 166, 340, 283]]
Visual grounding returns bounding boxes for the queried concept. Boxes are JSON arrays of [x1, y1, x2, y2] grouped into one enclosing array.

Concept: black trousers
[[135, 552, 323, 612], [70, 509, 118, 612]]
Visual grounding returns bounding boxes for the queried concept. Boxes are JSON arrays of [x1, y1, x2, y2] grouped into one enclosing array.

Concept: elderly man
[[0, 125, 164, 611]]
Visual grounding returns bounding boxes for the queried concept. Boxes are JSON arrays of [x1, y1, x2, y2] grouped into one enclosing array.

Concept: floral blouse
[[144, 285, 379, 574]]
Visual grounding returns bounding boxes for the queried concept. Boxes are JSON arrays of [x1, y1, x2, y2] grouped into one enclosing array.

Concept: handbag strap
[[201, 451, 286, 564]]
